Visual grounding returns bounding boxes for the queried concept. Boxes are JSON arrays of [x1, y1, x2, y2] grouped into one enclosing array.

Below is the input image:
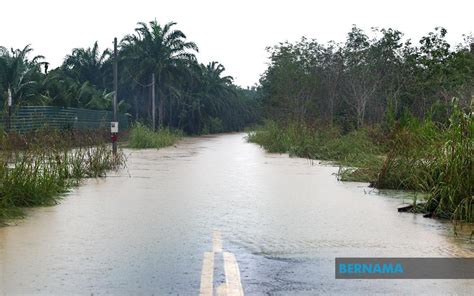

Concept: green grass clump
[[128, 122, 182, 149], [247, 120, 383, 182], [0, 129, 125, 224], [377, 103, 473, 221], [248, 101, 473, 222]]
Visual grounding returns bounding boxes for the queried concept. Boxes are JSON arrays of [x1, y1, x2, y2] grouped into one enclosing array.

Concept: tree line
[[0, 20, 260, 134], [259, 26, 473, 129]]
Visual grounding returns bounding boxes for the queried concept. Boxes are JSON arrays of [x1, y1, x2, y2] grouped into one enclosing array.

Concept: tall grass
[[377, 103, 473, 221], [0, 129, 125, 224], [247, 120, 383, 182], [128, 122, 182, 149], [248, 102, 473, 222]]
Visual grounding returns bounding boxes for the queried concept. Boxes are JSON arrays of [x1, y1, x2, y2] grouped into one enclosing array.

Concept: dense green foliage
[[254, 26, 473, 222], [0, 20, 259, 134], [0, 130, 124, 224], [128, 122, 182, 149], [260, 27, 473, 129]]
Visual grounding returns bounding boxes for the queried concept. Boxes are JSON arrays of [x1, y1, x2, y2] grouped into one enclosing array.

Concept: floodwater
[[0, 133, 473, 295]]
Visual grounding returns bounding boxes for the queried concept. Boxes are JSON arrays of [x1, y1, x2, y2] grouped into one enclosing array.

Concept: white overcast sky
[[1, 0, 472, 87]]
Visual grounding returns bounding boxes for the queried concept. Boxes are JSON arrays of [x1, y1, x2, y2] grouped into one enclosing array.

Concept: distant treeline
[[259, 26, 473, 129], [0, 20, 260, 134]]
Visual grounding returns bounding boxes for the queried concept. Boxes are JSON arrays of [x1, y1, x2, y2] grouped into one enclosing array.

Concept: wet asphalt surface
[[1, 133, 473, 295]]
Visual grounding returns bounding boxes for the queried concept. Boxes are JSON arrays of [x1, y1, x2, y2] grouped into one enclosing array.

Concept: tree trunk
[[159, 93, 164, 128], [134, 95, 138, 120]]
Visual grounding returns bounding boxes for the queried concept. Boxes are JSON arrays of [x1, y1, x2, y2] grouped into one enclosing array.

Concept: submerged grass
[[248, 102, 473, 222], [377, 104, 473, 222], [128, 122, 182, 149], [247, 120, 384, 182], [0, 129, 125, 224]]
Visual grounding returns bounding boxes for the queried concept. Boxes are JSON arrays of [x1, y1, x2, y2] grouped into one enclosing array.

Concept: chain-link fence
[[0, 106, 129, 133]]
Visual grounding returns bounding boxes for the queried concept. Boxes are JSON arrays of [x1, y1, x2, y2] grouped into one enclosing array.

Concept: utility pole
[[151, 73, 156, 131], [112, 37, 118, 155], [159, 83, 163, 128]]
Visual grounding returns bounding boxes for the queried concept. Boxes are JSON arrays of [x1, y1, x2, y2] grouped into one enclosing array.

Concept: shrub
[[128, 122, 182, 149]]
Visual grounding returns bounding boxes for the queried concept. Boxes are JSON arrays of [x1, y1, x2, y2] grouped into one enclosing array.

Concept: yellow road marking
[[213, 230, 222, 253], [223, 252, 244, 296], [216, 283, 227, 296], [199, 252, 215, 296], [200, 231, 244, 296]]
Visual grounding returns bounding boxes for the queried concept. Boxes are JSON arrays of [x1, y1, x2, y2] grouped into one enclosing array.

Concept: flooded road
[[1, 133, 473, 295]]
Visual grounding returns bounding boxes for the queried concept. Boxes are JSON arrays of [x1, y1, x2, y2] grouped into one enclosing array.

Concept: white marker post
[[111, 121, 119, 133], [7, 87, 12, 131]]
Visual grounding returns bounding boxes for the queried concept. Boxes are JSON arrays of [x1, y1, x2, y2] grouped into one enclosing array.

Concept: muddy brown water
[[0, 133, 473, 295]]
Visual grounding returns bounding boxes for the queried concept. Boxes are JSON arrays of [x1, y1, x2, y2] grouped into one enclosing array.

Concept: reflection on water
[[0, 133, 472, 294]]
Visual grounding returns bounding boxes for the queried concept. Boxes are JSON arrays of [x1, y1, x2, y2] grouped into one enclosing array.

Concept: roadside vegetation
[[248, 121, 384, 182], [0, 19, 260, 224], [128, 122, 182, 149], [0, 130, 124, 225], [0, 20, 260, 135], [251, 26, 473, 222], [378, 105, 473, 221], [1, 20, 472, 225], [249, 105, 472, 221]]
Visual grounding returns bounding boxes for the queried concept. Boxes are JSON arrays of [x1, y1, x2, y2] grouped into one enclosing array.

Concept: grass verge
[[247, 120, 384, 183], [247, 102, 473, 222], [0, 129, 125, 224]]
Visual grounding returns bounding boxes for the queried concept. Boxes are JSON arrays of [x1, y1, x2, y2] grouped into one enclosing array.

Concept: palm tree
[[63, 41, 110, 88], [200, 61, 235, 114], [171, 61, 239, 133], [121, 20, 198, 129], [0, 45, 45, 106]]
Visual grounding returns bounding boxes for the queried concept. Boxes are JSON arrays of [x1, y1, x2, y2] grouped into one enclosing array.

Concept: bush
[[202, 117, 224, 134], [128, 122, 182, 149]]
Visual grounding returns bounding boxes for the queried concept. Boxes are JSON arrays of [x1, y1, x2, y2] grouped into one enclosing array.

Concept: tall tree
[[121, 20, 198, 128], [0, 45, 45, 105], [63, 41, 110, 89]]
